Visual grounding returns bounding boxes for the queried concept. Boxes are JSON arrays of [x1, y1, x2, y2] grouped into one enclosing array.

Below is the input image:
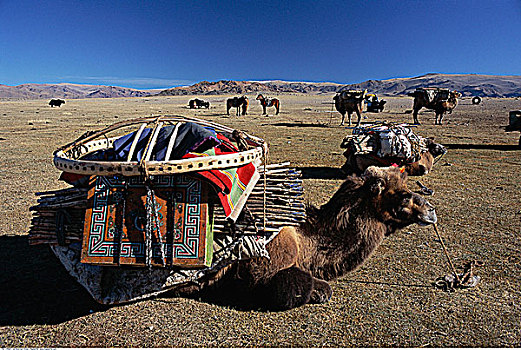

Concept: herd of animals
[[49, 88, 460, 127], [40, 87, 519, 311], [184, 88, 461, 126]]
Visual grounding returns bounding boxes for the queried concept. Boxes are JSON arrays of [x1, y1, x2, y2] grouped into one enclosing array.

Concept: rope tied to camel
[[432, 224, 483, 291]]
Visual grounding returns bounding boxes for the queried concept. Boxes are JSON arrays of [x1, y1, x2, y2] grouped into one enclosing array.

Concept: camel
[[341, 139, 447, 176], [256, 94, 280, 115], [226, 96, 249, 116], [175, 166, 437, 310], [49, 99, 65, 107], [333, 90, 367, 127], [408, 88, 461, 125]]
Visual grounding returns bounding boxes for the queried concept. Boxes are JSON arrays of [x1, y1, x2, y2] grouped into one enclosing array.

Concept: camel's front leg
[[340, 112, 346, 126], [261, 267, 332, 310], [309, 277, 333, 304]]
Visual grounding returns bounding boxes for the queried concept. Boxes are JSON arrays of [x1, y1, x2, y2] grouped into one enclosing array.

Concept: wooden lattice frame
[[53, 115, 268, 176]]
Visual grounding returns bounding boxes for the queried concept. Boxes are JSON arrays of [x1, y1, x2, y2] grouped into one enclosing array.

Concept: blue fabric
[[112, 122, 220, 161]]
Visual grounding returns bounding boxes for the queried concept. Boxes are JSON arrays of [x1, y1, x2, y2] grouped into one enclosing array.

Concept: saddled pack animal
[[49, 99, 65, 107], [177, 166, 437, 310], [339, 124, 447, 176], [31, 116, 438, 311], [341, 138, 446, 176], [256, 94, 280, 115], [189, 98, 210, 109], [333, 90, 367, 126], [408, 88, 461, 125], [226, 96, 248, 116]]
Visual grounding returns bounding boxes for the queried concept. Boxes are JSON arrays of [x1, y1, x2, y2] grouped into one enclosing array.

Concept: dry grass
[[1, 94, 520, 347]]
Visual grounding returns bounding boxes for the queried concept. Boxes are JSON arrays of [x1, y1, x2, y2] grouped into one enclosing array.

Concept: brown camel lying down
[[176, 166, 437, 310], [341, 139, 447, 176]]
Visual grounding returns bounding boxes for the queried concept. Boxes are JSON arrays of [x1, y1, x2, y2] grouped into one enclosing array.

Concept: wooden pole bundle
[[29, 163, 306, 245]]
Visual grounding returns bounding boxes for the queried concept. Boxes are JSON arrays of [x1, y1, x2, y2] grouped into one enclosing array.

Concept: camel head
[[361, 166, 437, 233], [425, 138, 447, 158], [449, 91, 462, 103], [451, 90, 462, 98]]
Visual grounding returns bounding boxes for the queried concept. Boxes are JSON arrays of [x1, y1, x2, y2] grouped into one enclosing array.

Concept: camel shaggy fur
[[177, 166, 437, 310], [333, 90, 367, 127], [409, 89, 461, 125]]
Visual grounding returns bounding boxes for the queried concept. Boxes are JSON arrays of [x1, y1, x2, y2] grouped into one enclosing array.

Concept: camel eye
[[401, 194, 413, 206]]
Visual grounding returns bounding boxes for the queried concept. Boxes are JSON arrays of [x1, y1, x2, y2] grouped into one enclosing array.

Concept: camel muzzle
[[415, 195, 437, 226]]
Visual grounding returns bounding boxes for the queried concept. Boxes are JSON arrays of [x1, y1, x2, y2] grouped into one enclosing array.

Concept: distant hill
[[156, 80, 343, 96], [2, 74, 520, 99], [339, 73, 521, 97], [0, 83, 156, 100]]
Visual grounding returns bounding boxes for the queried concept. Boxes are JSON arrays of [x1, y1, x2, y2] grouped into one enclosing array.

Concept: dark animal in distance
[[174, 166, 437, 310], [256, 94, 280, 115], [189, 98, 210, 109], [49, 99, 65, 107], [226, 96, 249, 116], [408, 88, 461, 125], [341, 139, 447, 176], [333, 90, 367, 126]]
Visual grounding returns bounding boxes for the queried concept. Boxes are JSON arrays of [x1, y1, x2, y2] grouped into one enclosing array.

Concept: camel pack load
[[412, 87, 451, 104], [337, 89, 366, 101], [340, 123, 429, 164], [29, 116, 306, 304]]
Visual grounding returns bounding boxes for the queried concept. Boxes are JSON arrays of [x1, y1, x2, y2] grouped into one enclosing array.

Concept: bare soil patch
[[1, 95, 520, 347]]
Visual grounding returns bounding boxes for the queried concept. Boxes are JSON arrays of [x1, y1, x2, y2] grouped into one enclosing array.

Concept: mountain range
[[339, 73, 521, 97], [1, 73, 520, 99], [0, 83, 156, 100]]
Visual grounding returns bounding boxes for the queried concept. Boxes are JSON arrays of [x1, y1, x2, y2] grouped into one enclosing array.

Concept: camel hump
[[266, 226, 300, 270]]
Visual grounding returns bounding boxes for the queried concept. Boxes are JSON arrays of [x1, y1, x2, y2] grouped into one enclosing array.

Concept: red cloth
[[182, 134, 259, 219]]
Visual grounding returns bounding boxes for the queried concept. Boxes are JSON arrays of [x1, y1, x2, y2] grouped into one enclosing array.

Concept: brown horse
[[256, 94, 280, 115], [226, 96, 249, 116]]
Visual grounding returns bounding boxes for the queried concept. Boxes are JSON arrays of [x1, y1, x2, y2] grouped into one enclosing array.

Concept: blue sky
[[1, 0, 520, 89]]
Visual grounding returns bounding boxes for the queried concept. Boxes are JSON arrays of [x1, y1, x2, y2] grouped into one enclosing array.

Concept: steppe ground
[[1, 93, 520, 347]]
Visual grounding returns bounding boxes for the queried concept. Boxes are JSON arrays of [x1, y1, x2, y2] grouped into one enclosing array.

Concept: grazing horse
[[189, 98, 210, 109], [226, 96, 249, 116], [256, 94, 280, 115]]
